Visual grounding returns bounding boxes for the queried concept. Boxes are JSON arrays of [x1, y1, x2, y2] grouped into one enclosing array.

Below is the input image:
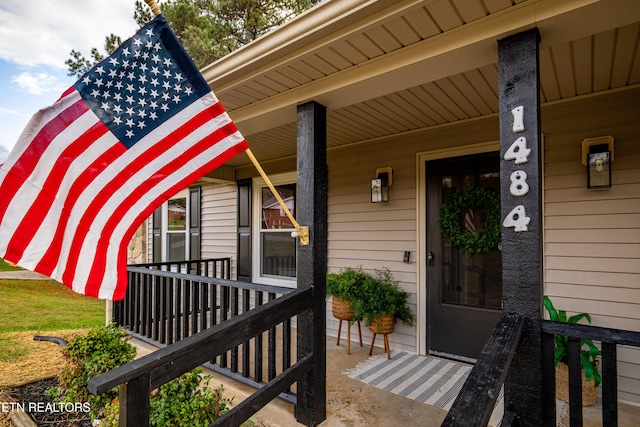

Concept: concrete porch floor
[[130, 336, 640, 427]]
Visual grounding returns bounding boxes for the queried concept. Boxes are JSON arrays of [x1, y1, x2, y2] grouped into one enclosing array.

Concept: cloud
[[11, 71, 64, 95], [0, 0, 138, 69], [11, 71, 66, 95]]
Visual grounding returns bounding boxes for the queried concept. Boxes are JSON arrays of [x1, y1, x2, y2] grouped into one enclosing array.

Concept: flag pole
[[144, 0, 161, 16], [141, 0, 308, 245], [245, 149, 309, 245]]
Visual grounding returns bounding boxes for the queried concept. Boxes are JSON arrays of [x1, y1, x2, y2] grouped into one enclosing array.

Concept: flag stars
[[163, 58, 172, 67], [126, 107, 135, 116], [137, 121, 146, 129], [125, 118, 135, 127], [145, 28, 154, 37], [138, 109, 147, 118], [173, 95, 181, 103], [174, 72, 183, 80], [91, 88, 101, 98], [163, 69, 172, 79], [161, 103, 169, 112], [138, 98, 147, 107], [126, 84, 135, 93], [113, 116, 123, 125], [113, 105, 123, 114], [149, 111, 158, 120], [101, 101, 110, 111], [108, 57, 119, 66], [173, 83, 182, 92], [125, 129, 135, 138]]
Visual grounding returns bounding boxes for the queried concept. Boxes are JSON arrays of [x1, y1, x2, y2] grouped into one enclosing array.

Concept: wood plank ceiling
[[213, 0, 640, 166]]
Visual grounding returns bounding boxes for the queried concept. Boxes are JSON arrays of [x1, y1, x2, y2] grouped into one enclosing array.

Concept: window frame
[[251, 171, 297, 287]]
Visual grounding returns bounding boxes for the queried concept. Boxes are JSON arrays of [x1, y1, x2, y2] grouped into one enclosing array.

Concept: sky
[[0, 0, 140, 163]]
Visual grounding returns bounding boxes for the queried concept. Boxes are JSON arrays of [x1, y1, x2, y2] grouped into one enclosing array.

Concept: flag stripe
[[92, 128, 246, 299], [59, 100, 228, 288], [3, 121, 109, 262], [35, 139, 127, 276], [0, 97, 89, 224]]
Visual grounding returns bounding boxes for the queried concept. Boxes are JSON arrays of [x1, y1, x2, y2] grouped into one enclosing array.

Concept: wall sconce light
[[371, 167, 392, 203], [582, 136, 614, 189]]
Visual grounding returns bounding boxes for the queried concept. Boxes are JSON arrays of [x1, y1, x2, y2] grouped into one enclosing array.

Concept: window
[[252, 172, 297, 286], [152, 187, 201, 263]]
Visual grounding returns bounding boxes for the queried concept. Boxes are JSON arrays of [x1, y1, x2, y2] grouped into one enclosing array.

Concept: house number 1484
[[502, 106, 531, 232]]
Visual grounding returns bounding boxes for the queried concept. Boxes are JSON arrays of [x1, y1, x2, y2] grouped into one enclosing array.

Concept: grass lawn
[[0, 279, 105, 362], [0, 258, 21, 271]]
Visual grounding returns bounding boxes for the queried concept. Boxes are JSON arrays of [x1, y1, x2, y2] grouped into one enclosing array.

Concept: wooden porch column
[[498, 29, 543, 426], [294, 101, 327, 426]]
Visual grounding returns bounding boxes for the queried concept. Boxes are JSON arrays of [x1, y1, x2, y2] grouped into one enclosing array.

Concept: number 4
[[504, 136, 531, 164]]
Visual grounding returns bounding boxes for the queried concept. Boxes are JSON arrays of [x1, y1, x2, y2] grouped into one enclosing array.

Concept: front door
[[427, 152, 502, 361]]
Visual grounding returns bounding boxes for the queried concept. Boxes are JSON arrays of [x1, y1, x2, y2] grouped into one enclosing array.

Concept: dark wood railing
[[542, 321, 640, 427], [443, 314, 640, 427], [93, 286, 313, 426], [442, 313, 525, 427], [113, 261, 298, 402]]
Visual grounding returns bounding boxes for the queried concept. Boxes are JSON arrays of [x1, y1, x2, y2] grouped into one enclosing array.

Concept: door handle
[[428, 251, 434, 266]]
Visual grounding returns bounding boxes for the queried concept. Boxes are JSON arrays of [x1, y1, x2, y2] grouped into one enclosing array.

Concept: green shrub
[[99, 369, 232, 427], [55, 324, 136, 419], [353, 267, 414, 327], [326, 266, 369, 303]]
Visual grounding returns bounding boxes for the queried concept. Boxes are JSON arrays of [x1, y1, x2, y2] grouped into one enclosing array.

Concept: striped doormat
[[344, 350, 503, 423]]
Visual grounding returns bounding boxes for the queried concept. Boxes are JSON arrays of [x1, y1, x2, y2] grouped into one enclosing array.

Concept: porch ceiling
[[200, 0, 640, 167]]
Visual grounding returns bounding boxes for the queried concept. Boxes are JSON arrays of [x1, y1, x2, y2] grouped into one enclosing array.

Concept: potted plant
[[326, 266, 369, 352], [543, 296, 602, 406], [354, 268, 414, 359]]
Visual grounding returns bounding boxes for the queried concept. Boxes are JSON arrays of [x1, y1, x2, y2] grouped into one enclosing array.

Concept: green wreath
[[438, 186, 501, 256]]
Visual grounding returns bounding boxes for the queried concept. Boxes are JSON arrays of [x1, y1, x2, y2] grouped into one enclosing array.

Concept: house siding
[[542, 90, 640, 404], [200, 183, 239, 279]]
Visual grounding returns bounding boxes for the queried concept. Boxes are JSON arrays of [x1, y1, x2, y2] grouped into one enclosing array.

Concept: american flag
[[0, 15, 248, 300]]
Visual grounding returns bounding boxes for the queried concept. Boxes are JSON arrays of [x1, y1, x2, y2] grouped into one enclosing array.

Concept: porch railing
[[442, 313, 525, 427], [541, 321, 640, 426], [443, 314, 640, 427], [91, 286, 313, 426], [113, 261, 298, 402]]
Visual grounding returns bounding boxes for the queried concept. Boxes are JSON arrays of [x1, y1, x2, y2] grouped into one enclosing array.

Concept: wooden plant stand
[[332, 297, 362, 354]]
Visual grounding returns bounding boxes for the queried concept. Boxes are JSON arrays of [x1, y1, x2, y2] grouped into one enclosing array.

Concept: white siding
[[200, 183, 238, 279], [543, 90, 640, 404]]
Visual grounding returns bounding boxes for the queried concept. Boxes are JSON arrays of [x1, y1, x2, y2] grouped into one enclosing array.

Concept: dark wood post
[[498, 28, 543, 426], [119, 372, 150, 427], [294, 101, 327, 426]]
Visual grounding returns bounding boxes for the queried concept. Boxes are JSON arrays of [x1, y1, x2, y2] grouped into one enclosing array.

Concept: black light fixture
[[371, 167, 392, 203], [582, 136, 614, 189]]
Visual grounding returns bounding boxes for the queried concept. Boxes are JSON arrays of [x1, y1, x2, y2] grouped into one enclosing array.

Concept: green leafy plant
[[54, 324, 136, 420], [326, 266, 369, 302], [543, 296, 602, 387], [354, 268, 414, 327], [99, 369, 232, 427]]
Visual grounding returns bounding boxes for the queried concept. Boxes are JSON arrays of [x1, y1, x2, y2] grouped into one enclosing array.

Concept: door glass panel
[[440, 171, 501, 310]]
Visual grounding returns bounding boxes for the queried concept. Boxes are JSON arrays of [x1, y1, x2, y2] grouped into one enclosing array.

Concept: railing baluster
[[133, 273, 140, 334], [268, 292, 276, 381], [242, 289, 251, 378], [166, 277, 174, 345], [191, 279, 199, 334], [175, 279, 182, 341], [567, 337, 583, 426], [283, 317, 292, 393], [153, 275, 161, 341], [255, 290, 264, 383], [231, 287, 239, 373], [200, 281, 208, 333], [541, 330, 556, 426], [220, 285, 230, 368], [602, 342, 617, 426], [183, 279, 191, 338]]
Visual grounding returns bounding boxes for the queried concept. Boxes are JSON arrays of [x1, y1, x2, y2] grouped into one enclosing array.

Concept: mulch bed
[[3, 377, 92, 427]]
